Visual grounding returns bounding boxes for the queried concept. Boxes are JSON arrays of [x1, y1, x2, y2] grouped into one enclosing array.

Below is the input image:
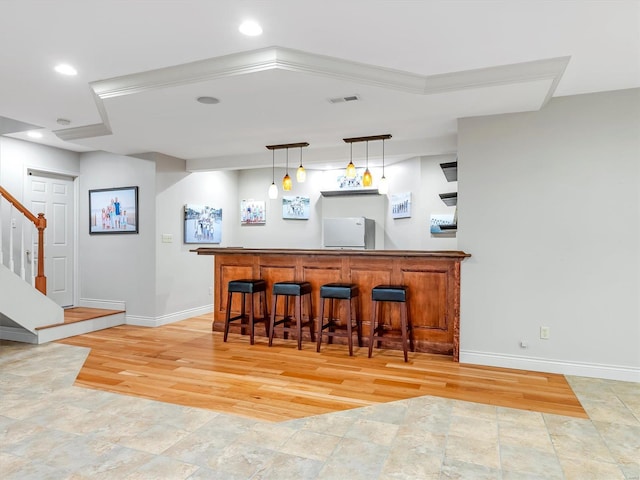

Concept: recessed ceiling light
[[54, 64, 77, 76], [197, 96, 220, 104], [27, 131, 43, 139], [239, 20, 262, 36]]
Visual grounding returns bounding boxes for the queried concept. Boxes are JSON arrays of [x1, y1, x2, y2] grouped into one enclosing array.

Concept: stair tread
[[36, 307, 125, 330]]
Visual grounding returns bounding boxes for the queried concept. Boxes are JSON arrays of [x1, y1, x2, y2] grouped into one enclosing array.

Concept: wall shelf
[[439, 192, 457, 206], [439, 224, 457, 231], [440, 161, 458, 182], [321, 189, 380, 197]]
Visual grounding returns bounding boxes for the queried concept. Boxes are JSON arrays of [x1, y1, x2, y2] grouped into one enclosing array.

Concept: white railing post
[[20, 221, 25, 280], [31, 232, 36, 287], [9, 207, 15, 273]]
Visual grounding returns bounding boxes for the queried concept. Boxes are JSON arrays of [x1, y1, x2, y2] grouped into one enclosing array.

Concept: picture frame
[[240, 199, 266, 224], [391, 192, 411, 218], [89, 186, 139, 234], [184, 204, 222, 243], [430, 213, 456, 234], [282, 195, 310, 220]]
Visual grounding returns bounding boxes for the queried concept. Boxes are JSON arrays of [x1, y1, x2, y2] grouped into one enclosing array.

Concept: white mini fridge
[[323, 217, 375, 249]]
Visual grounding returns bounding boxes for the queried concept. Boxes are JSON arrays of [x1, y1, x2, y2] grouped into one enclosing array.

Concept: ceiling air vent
[[329, 95, 360, 104]]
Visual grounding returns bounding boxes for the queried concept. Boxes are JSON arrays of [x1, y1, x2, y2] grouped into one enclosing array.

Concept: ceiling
[[1, 0, 638, 171]]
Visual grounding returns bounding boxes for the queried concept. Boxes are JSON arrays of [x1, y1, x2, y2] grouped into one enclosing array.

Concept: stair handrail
[[0, 185, 47, 294]]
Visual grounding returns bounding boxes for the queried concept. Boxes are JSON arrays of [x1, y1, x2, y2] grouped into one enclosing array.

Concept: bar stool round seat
[[268, 281, 315, 350], [224, 279, 269, 345], [368, 285, 414, 362], [316, 282, 362, 356]]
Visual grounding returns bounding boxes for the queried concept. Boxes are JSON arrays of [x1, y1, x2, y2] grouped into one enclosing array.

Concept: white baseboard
[[0, 326, 38, 344], [126, 305, 213, 327], [460, 350, 640, 383], [78, 298, 126, 311]]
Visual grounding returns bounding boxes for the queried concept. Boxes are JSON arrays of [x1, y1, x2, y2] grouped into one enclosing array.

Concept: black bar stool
[[368, 285, 414, 362], [224, 279, 269, 345], [316, 283, 362, 356], [268, 281, 315, 350]]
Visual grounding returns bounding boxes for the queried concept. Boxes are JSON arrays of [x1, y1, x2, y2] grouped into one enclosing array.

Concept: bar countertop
[[191, 247, 471, 259]]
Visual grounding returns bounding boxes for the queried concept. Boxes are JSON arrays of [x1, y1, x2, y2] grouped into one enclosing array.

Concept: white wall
[[457, 88, 640, 381], [79, 151, 157, 319], [235, 167, 324, 248], [154, 153, 238, 321]]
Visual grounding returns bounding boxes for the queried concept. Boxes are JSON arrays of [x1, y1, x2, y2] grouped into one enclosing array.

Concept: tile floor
[[0, 341, 638, 479]]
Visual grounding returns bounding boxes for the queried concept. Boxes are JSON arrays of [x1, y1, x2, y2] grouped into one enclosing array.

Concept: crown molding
[[52, 46, 570, 142], [54, 122, 112, 141], [54, 90, 112, 140]]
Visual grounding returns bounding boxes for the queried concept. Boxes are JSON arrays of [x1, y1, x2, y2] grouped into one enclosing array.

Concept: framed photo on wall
[[391, 192, 411, 218], [282, 195, 310, 220], [184, 204, 222, 243], [430, 213, 455, 234], [89, 186, 139, 234], [240, 199, 266, 224]]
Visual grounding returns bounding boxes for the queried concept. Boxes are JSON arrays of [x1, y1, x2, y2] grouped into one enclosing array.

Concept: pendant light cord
[[366, 141, 369, 168], [382, 139, 385, 176]]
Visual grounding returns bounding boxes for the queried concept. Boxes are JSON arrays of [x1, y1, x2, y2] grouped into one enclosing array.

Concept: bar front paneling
[[195, 248, 470, 361]]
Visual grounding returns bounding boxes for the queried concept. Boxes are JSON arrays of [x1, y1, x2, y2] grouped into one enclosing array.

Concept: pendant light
[[267, 142, 309, 195], [282, 148, 292, 191], [268, 148, 278, 199], [362, 141, 372, 187], [378, 138, 389, 194], [345, 143, 356, 179], [343, 134, 391, 190], [296, 146, 306, 182]]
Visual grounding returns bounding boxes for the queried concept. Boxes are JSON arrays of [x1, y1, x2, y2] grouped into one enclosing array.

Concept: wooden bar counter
[[192, 248, 470, 361]]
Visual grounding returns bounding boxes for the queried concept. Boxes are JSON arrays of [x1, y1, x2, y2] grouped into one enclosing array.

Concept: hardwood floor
[[57, 315, 587, 422]]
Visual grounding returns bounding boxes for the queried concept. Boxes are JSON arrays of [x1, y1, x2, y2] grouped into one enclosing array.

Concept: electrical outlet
[[540, 326, 550, 339], [208, 286, 213, 296], [520, 340, 528, 349]]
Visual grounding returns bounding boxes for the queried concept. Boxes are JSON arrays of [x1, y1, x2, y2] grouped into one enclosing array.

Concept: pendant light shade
[[345, 161, 356, 179], [268, 182, 278, 199], [282, 148, 292, 191], [345, 143, 356, 179], [378, 176, 388, 194], [363, 169, 373, 187], [296, 146, 306, 182], [268, 149, 278, 199], [283, 173, 292, 191]]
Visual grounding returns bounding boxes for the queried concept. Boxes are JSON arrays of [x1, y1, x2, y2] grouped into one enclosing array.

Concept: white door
[[28, 172, 75, 307]]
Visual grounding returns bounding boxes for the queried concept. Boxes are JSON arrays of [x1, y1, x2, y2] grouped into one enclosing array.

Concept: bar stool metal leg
[[224, 290, 233, 341], [316, 296, 325, 352]]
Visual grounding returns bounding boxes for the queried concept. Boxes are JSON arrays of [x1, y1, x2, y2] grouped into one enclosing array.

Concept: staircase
[[1, 185, 125, 343]]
